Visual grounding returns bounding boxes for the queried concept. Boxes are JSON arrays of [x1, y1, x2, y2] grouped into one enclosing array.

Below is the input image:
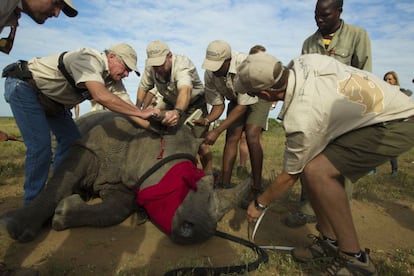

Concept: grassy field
[[0, 116, 413, 275]]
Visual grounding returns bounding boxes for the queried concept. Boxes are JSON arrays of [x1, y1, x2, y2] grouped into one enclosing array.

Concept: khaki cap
[[146, 40, 170, 66], [202, 40, 231, 72], [109, 43, 140, 76], [236, 52, 284, 94], [62, 0, 78, 17]]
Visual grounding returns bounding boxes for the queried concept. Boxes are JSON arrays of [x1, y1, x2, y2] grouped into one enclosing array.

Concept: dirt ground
[[1, 178, 413, 275]]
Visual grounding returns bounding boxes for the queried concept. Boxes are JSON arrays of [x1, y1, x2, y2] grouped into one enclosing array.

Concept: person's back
[[287, 0, 373, 228]]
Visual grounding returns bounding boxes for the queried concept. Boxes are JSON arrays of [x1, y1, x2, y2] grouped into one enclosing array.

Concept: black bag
[[2, 61, 65, 116]]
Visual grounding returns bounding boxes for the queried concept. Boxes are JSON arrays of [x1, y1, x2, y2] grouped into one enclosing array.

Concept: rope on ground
[[164, 230, 269, 276]]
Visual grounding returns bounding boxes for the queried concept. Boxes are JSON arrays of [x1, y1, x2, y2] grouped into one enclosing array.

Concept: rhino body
[[1, 111, 249, 244]]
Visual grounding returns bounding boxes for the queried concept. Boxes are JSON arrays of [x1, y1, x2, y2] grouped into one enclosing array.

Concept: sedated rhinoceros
[[0, 110, 249, 245]]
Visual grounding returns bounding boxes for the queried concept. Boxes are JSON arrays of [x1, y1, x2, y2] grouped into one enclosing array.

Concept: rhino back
[[76, 111, 203, 189]]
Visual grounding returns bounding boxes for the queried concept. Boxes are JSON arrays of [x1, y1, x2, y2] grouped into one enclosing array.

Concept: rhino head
[[170, 175, 250, 244]]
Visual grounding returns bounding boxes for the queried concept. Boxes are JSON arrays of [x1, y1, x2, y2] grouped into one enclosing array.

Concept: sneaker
[[240, 187, 263, 210], [236, 166, 250, 179], [285, 211, 317, 228], [325, 249, 377, 275], [292, 234, 338, 263]]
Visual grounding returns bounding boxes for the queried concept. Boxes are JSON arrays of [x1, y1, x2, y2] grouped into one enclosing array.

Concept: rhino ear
[[208, 178, 251, 222]]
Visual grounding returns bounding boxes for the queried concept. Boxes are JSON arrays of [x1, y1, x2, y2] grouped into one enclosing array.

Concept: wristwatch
[[254, 198, 267, 211], [174, 108, 184, 117]]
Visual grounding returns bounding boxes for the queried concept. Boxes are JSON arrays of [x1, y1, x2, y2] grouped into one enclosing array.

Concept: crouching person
[[2, 43, 157, 205], [239, 52, 414, 275]]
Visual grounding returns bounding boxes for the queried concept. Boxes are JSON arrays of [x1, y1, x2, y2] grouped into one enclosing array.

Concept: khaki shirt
[[0, 0, 20, 32], [28, 48, 127, 108], [302, 20, 372, 72], [139, 54, 204, 106], [280, 54, 414, 174], [204, 52, 257, 106]]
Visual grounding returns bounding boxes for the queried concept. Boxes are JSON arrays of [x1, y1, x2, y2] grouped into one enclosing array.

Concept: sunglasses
[[0, 25, 17, 54]]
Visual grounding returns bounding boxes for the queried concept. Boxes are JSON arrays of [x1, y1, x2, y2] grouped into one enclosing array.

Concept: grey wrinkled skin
[[0, 111, 249, 244]]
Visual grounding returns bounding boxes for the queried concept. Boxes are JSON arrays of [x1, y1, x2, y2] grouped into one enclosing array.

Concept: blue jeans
[[4, 77, 81, 205]]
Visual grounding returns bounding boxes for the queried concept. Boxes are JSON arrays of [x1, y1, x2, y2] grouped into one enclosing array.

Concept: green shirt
[[301, 20, 372, 72]]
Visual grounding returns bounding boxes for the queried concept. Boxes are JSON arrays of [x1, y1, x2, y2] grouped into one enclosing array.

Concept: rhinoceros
[[0, 111, 249, 244]]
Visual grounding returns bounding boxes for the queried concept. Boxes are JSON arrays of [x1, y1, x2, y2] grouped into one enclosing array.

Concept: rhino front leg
[[0, 144, 99, 242], [52, 186, 137, 230]]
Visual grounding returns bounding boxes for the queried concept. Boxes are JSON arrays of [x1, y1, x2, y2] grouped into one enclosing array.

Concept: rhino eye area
[[179, 221, 194, 238]]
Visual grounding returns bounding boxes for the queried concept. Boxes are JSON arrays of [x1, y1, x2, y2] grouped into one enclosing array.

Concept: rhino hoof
[[53, 194, 84, 231], [3, 217, 37, 242]]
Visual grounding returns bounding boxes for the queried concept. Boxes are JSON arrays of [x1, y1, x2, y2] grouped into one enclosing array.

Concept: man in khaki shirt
[[240, 52, 414, 275], [288, 0, 373, 228], [136, 40, 212, 175], [199, 40, 271, 206], [3, 43, 157, 205], [0, 0, 78, 54]]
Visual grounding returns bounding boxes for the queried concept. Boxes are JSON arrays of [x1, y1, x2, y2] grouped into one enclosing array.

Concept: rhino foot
[[0, 210, 42, 242], [52, 194, 85, 231]]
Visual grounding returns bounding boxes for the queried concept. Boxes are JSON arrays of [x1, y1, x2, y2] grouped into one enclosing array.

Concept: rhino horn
[[208, 177, 251, 222]]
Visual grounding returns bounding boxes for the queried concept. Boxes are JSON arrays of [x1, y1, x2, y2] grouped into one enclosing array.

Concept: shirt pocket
[[331, 48, 352, 66]]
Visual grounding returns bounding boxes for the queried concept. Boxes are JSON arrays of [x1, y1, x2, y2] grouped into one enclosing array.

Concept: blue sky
[[1, 0, 414, 118]]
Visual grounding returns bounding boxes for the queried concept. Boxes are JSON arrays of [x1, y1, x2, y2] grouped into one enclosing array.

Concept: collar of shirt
[[101, 52, 112, 83]]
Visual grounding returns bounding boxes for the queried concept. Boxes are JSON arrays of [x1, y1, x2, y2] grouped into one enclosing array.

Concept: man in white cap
[[199, 40, 271, 207], [136, 40, 213, 175], [2, 43, 158, 205], [240, 52, 414, 275], [0, 0, 78, 54]]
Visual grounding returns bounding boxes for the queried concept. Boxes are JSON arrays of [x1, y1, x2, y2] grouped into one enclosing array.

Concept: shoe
[[390, 170, 398, 177], [285, 211, 317, 228], [325, 249, 377, 275], [367, 169, 376, 175], [236, 166, 250, 179], [240, 187, 263, 210], [292, 234, 338, 263]]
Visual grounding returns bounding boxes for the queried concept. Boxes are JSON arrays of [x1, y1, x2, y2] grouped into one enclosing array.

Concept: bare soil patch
[[1, 180, 413, 275]]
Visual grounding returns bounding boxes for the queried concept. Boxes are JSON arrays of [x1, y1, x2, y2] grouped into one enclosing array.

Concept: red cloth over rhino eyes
[[135, 161, 205, 233]]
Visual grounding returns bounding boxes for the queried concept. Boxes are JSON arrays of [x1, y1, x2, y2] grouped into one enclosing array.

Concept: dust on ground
[[1, 179, 413, 275]]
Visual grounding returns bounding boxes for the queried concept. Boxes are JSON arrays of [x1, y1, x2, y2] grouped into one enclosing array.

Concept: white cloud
[[1, 0, 414, 118]]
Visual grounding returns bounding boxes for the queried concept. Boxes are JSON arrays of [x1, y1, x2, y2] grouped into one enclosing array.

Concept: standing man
[[241, 52, 414, 275], [287, 0, 373, 227], [237, 45, 268, 180], [199, 40, 271, 206], [136, 40, 212, 175], [3, 43, 157, 205], [0, 0, 78, 54], [302, 0, 371, 71]]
